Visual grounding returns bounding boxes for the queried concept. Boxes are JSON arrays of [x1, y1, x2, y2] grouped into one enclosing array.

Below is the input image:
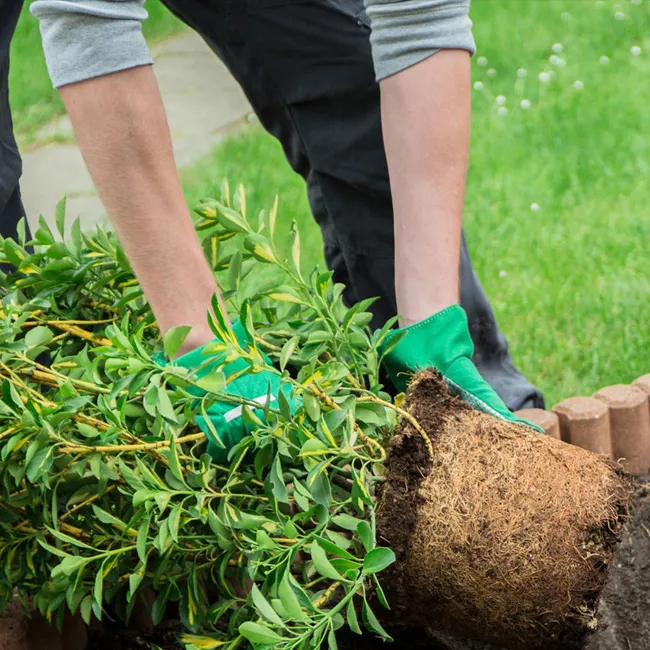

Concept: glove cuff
[[380, 304, 475, 390]]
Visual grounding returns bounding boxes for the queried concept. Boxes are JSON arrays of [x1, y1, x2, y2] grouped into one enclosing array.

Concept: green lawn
[[180, 0, 650, 407], [9, 0, 184, 139]]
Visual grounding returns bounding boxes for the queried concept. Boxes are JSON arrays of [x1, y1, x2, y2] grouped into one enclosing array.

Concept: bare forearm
[[380, 50, 471, 325], [60, 65, 222, 352]]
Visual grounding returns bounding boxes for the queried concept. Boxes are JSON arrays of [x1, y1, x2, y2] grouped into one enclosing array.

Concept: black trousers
[[0, 0, 29, 274], [161, 0, 544, 409]]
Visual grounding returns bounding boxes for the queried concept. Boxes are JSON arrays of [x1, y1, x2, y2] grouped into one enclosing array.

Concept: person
[[28, 0, 542, 452], [0, 0, 30, 274]]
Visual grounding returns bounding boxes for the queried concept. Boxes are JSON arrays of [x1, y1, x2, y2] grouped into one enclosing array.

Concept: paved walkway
[[20, 31, 252, 232]]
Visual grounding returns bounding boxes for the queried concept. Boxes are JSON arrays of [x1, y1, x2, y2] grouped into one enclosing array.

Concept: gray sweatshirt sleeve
[[364, 0, 476, 81], [30, 0, 153, 88]]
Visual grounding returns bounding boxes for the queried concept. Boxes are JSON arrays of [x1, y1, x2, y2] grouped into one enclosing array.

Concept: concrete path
[[20, 30, 252, 233]]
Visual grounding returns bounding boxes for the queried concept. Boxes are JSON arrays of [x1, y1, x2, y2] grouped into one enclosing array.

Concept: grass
[[179, 0, 650, 406], [9, 0, 184, 139]]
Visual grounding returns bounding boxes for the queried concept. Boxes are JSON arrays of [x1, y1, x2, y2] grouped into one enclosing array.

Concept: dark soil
[[87, 620, 183, 650]]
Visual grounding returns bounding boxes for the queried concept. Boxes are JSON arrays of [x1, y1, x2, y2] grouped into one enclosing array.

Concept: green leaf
[[244, 234, 276, 264], [91, 505, 129, 533], [332, 514, 363, 532], [168, 503, 182, 542], [47, 527, 96, 550], [269, 455, 288, 504], [55, 196, 67, 238], [180, 635, 230, 649], [373, 574, 390, 610], [268, 195, 279, 237], [77, 422, 101, 439], [250, 584, 285, 627], [278, 386, 292, 420], [362, 548, 395, 575], [53, 555, 88, 578], [25, 326, 53, 349], [137, 519, 149, 563], [302, 391, 321, 422], [355, 403, 389, 427], [80, 595, 93, 625], [228, 250, 243, 291], [310, 471, 332, 507], [196, 371, 226, 394], [346, 598, 361, 635], [300, 438, 329, 458], [163, 325, 192, 360], [356, 521, 374, 553], [238, 622, 283, 645], [290, 221, 301, 272], [36, 539, 69, 559], [280, 336, 298, 371], [278, 572, 305, 621], [215, 205, 250, 233], [94, 559, 105, 607], [156, 384, 177, 423], [129, 572, 144, 601], [311, 541, 342, 581], [362, 600, 392, 641], [328, 626, 338, 650]]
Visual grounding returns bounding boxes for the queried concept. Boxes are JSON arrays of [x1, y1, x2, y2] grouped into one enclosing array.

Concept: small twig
[[59, 431, 206, 455], [15, 353, 111, 394], [314, 581, 341, 609], [48, 322, 112, 347], [22, 318, 116, 327], [357, 394, 434, 462]]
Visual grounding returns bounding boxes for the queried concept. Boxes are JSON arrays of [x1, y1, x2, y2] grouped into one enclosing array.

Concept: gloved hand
[[172, 320, 291, 462], [380, 304, 543, 432]]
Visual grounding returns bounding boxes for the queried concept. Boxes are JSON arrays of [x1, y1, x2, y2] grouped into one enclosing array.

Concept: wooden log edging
[[517, 373, 650, 476]]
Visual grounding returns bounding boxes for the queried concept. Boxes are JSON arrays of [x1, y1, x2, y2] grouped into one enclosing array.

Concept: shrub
[[0, 185, 402, 650]]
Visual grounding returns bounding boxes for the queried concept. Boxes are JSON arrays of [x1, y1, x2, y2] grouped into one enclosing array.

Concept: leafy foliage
[[0, 185, 403, 649]]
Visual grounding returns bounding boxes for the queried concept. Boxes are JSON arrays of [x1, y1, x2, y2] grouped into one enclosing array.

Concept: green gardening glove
[[173, 320, 292, 462], [379, 304, 543, 432]]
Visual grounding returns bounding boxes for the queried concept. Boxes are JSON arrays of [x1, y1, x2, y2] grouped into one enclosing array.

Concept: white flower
[[615, 10, 625, 19], [517, 68, 528, 78], [631, 46, 643, 56], [497, 106, 508, 116], [596, 0, 605, 6], [574, 80, 584, 90], [550, 55, 560, 65], [520, 99, 532, 110], [552, 43, 564, 54], [496, 95, 507, 105], [539, 71, 551, 83], [556, 57, 566, 67], [477, 56, 488, 66], [600, 55, 610, 65], [632, 0, 642, 5], [499, 270, 508, 278], [473, 81, 484, 91], [530, 203, 541, 212], [487, 68, 497, 77], [561, 11, 572, 20]]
